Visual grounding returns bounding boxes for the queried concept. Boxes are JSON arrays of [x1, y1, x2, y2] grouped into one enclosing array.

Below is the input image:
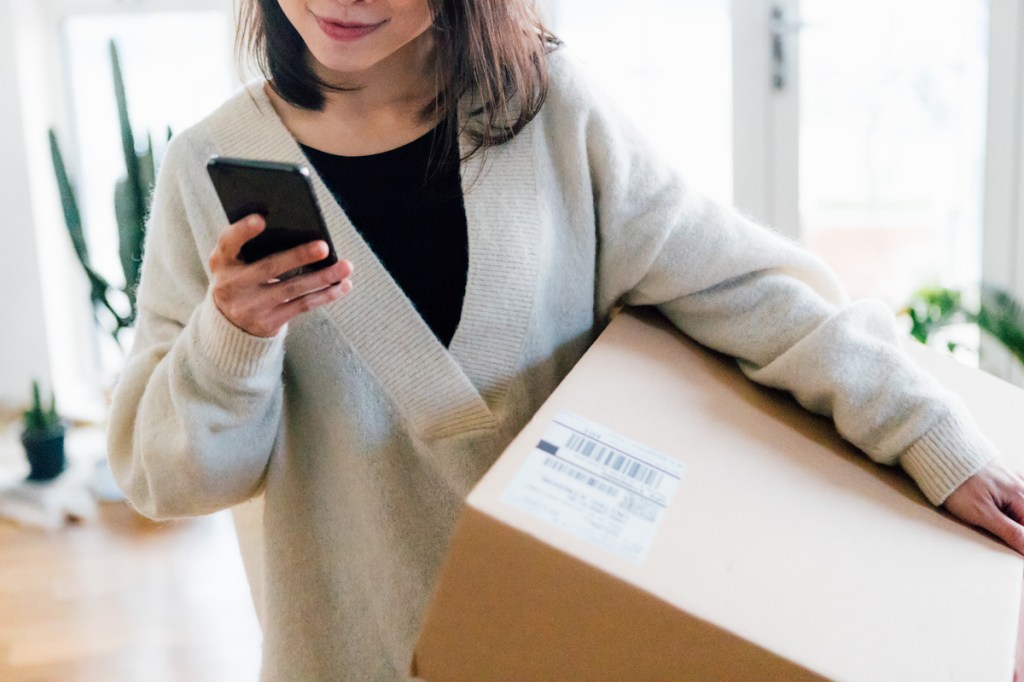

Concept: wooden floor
[[0, 504, 261, 682], [0, 418, 261, 682]]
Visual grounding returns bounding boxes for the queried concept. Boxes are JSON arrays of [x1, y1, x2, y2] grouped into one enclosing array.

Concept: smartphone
[[206, 156, 338, 276]]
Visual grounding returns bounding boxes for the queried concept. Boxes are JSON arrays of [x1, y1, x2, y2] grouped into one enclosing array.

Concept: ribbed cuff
[[900, 408, 998, 506], [193, 295, 286, 378]]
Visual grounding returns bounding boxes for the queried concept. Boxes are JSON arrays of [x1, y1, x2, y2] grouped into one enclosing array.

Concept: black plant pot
[[21, 427, 67, 482]]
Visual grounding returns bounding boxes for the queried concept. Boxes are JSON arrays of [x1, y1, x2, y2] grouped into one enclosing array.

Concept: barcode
[[542, 458, 619, 497], [565, 433, 664, 488]]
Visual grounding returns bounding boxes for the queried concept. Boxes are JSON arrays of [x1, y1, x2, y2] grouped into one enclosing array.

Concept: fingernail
[[247, 216, 260, 227]]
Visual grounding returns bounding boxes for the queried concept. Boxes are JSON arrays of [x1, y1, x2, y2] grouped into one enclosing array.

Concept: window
[[799, 0, 989, 307], [30, 0, 237, 406], [550, 0, 733, 205], [62, 10, 235, 287]]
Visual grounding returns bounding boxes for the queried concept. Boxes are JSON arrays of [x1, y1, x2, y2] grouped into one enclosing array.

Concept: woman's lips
[[315, 16, 386, 41]]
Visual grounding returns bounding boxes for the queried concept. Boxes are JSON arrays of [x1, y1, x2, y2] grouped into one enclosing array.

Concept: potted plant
[[21, 380, 67, 482], [903, 284, 1024, 366], [49, 40, 168, 349]]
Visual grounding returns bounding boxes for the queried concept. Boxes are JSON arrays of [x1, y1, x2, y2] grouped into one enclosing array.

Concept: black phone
[[206, 156, 338, 276]]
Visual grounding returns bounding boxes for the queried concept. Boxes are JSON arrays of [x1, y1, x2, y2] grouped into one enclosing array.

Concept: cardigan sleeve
[[550, 53, 998, 505], [107, 129, 286, 519]]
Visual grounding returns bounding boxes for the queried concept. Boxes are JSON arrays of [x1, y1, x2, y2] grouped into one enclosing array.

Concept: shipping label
[[501, 411, 685, 564]]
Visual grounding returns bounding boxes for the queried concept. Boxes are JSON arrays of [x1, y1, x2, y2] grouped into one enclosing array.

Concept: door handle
[[771, 5, 812, 92], [771, 6, 786, 90]]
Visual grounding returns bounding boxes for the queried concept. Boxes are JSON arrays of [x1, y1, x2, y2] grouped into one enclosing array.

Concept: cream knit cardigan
[[108, 50, 997, 680]]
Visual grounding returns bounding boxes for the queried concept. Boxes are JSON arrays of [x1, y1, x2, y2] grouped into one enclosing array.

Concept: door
[[744, 0, 1023, 381], [552, 0, 991, 308]]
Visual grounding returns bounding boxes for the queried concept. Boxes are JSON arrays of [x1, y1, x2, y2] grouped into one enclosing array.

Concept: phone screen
[[206, 156, 338, 275]]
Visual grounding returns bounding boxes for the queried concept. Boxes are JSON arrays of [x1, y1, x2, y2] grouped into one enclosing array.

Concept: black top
[[301, 122, 468, 347]]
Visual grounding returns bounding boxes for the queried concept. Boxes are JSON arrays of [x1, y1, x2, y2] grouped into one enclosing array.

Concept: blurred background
[[3, 0, 1024, 415], [0, 0, 1023, 679]]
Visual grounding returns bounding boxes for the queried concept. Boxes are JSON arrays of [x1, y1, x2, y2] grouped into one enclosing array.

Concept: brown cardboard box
[[413, 308, 1024, 681]]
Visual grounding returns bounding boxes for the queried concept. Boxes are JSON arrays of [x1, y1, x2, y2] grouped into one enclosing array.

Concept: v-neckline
[[205, 82, 543, 442]]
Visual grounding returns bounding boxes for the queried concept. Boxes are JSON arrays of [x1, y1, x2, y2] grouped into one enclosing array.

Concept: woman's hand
[[943, 460, 1024, 555], [209, 214, 354, 337], [928, 461, 1024, 680]]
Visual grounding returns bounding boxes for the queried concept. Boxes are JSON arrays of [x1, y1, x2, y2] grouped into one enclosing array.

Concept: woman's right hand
[[209, 214, 354, 337]]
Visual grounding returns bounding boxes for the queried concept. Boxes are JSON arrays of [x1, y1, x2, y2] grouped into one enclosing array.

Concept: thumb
[[977, 496, 1024, 555]]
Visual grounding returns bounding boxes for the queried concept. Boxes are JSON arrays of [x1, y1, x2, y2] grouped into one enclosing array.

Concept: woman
[[108, 0, 1024, 678]]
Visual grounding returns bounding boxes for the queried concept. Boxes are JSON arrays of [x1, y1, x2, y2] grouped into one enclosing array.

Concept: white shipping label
[[501, 411, 685, 564]]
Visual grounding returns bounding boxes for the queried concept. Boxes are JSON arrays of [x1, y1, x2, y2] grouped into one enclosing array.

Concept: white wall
[[0, 0, 53, 406]]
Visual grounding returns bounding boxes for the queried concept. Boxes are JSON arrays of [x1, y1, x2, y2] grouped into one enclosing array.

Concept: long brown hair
[[236, 0, 560, 159]]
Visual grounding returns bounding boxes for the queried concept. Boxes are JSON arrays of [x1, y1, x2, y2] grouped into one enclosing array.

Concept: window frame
[[981, 0, 1024, 383]]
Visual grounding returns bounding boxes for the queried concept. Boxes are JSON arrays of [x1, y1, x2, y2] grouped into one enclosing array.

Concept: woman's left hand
[[943, 460, 1024, 681], [943, 460, 1024, 555]]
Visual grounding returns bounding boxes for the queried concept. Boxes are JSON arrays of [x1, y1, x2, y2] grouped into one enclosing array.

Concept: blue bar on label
[[537, 440, 559, 456]]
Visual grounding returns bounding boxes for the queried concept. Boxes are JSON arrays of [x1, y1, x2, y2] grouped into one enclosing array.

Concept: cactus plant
[[21, 379, 66, 481], [23, 379, 61, 435], [49, 39, 169, 347]]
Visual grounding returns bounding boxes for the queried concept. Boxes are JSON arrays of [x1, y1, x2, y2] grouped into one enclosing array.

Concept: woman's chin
[[310, 54, 376, 82]]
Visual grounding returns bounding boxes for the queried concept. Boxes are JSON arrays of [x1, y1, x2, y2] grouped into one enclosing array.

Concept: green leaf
[[23, 379, 60, 433], [49, 128, 123, 337], [110, 40, 146, 243], [110, 39, 158, 333], [978, 285, 1024, 366], [904, 284, 1024, 369], [114, 177, 143, 321], [907, 308, 929, 344], [48, 129, 89, 267], [141, 133, 156, 206]]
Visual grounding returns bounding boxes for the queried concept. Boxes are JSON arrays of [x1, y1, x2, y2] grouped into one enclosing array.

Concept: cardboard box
[[413, 308, 1024, 681]]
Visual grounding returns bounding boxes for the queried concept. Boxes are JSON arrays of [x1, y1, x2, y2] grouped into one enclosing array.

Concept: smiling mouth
[[314, 15, 387, 41]]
